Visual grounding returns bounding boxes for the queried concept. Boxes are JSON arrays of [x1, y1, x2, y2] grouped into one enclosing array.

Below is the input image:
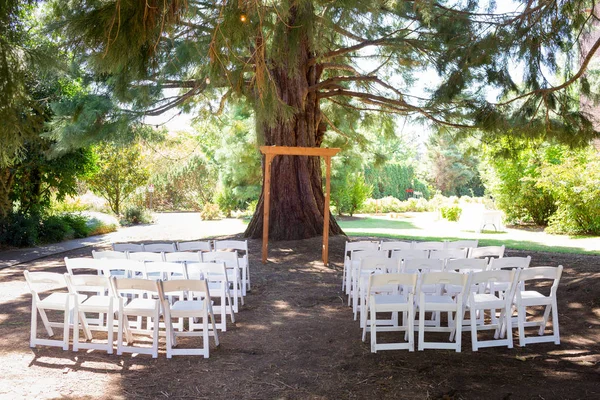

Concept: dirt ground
[[0, 235, 599, 399]]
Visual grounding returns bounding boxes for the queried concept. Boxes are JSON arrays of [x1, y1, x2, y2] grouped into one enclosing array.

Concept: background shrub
[[440, 206, 462, 221], [121, 206, 152, 226], [61, 213, 91, 238], [0, 213, 40, 247], [200, 203, 222, 220], [39, 215, 73, 243]]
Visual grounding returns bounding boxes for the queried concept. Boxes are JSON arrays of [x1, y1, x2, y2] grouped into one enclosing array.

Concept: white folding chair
[[158, 279, 220, 358], [363, 273, 418, 352], [402, 258, 445, 327], [444, 240, 478, 257], [488, 256, 531, 272], [144, 261, 187, 281], [164, 252, 202, 263], [127, 251, 165, 262], [144, 242, 177, 252], [379, 240, 413, 256], [92, 250, 128, 260], [346, 249, 388, 305], [391, 249, 429, 261], [65, 257, 106, 276], [112, 243, 145, 252], [510, 266, 563, 347], [402, 258, 444, 274], [177, 240, 212, 252], [466, 269, 520, 351], [65, 257, 110, 325], [417, 272, 468, 352], [214, 240, 251, 295], [342, 241, 380, 293], [111, 277, 161, 358], [187, 262, 235, 331], [487, 256, 531, 295], [413, 241, 445, 256], [445, 258, 489, 328], [64, 274, 115, 354], [202, 251, 243, 312], [354, 257, 401, 323], [24, 271, 75, 350], [429, 248, 468, 261], [470, 245, 505, 259]]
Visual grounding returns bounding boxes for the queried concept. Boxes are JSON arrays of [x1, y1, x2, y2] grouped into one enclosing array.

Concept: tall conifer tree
[[48, 0, 600, 240]]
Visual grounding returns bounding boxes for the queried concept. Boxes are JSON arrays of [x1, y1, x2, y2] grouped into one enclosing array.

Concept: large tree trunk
[[244, 23, 344, 241]]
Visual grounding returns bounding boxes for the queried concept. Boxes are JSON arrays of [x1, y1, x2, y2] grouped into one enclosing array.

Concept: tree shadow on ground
[[0, 236, 599, 399]]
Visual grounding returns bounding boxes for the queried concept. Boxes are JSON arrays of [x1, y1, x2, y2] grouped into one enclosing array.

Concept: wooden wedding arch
[[260, 146, 341, 266]]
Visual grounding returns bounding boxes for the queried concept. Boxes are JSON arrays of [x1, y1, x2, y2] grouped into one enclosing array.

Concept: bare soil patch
[[0, 236, 598, 399]]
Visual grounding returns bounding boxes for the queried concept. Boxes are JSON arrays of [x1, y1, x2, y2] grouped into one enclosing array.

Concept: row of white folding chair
[[354, 257, 531, 326], [23, 271, 219, 358], [353, 257, 480, 323], [345, 245, 507, 303], [112, 241, 218, 252], [93, 250, 245, 301], [348, 250, 468, 313], [98, 245, 251, 297], [67, 257, 238, 330], [343, 240, 503, 292], [362, 265, 562, 353]]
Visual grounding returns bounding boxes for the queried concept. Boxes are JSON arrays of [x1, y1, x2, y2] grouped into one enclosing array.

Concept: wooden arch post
[[260, 146, 341, 265]]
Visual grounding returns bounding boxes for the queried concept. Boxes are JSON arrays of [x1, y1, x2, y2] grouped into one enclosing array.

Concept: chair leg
[[72, 305, 80, 352], [539, 304, 552, 336], [208, 301, 220, 346], [38, 308, 54, 337], [418, 308, 425, 351], [518, 306, 526, 347], [370, 309, 377, 353], [106, 305, 114, 354], [62, 305, 70, 351], [117, 311, 124, 355], [152, 309, 159, 359], [470, 307, 478, 352], [552, 298, 560, 344], [455, 308, 463, 353], [30, 299, 38, 348], [361, 306, 368, 342], [407, 309, 415, 352], [203, 310, 210, 358]]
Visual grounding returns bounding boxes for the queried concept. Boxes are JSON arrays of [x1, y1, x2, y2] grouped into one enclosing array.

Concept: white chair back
[[144, 243, 177, 252]]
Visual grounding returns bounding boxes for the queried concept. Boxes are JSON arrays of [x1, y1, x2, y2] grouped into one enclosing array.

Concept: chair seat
[[423, 294, 455, 304], [519, 290, 551, 306], [124, 298, 159, 315], [470, 293, 504, 308], [80, 295, 112, 309], [372, 294, 409, 312], [39, 293, 72, 309], [421, 295, 457, 311], [170, 300, 205, 317]]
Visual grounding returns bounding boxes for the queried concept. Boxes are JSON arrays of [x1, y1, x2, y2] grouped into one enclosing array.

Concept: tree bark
[[244, 22, 344, 241]]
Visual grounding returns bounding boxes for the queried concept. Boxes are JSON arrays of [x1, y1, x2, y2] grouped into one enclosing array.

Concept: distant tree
[[425, 131, 484, 197], [85, 141, 150, 215], [480, 139, 559, 225]]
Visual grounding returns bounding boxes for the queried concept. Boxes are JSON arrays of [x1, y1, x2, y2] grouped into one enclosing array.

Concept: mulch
[[0, 235, 598, 399]]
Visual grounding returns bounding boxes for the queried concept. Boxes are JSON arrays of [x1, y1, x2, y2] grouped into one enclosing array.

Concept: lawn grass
[[345, 231, 600, 256], [337, 217, 416, 230]]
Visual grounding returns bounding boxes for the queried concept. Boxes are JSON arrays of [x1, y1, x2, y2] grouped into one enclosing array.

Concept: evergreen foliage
[[425, 130, 485, 197], [46, 1, 600, 146], [365, 164, 430, 201]]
